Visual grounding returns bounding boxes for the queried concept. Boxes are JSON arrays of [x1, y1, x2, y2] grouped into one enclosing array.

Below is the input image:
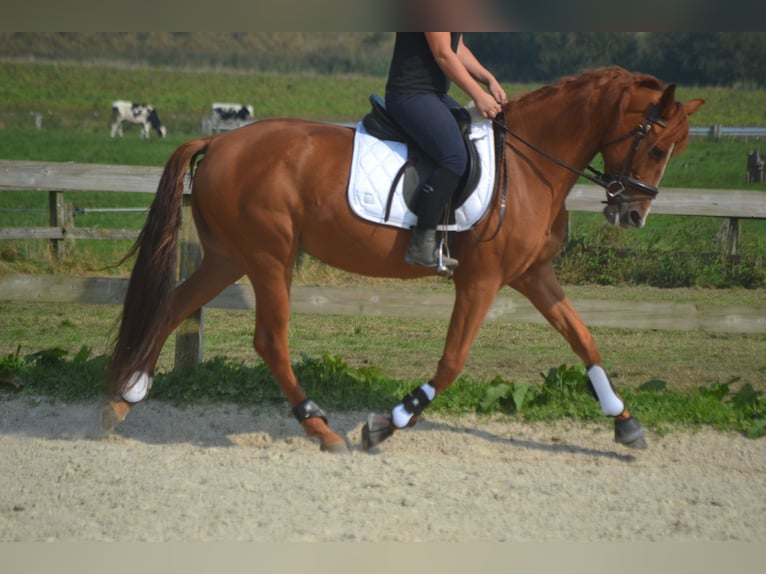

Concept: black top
[[385, 33, 462, 96]]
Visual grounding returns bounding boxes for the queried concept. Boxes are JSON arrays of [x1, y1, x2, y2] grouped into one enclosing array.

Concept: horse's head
[[599, 80, 704, 229]]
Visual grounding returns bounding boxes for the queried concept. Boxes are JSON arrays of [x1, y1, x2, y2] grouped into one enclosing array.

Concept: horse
[[102, 66, 704, 453]]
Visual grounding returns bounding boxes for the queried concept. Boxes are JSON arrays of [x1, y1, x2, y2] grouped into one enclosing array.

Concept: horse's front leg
[[511, 262, 647, 449], [363, 279, 501, 450]]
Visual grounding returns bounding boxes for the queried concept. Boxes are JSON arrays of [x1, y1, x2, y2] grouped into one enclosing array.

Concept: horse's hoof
[[100, 399, 131, 436], [623, 436, 648, 449], [321, 440, 350, 455], [361, 413, 394, 451], [614, 415, 648, 449]]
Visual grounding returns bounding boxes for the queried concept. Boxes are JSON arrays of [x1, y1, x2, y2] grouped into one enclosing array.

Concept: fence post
[[725, 217, 740, 257], [48, 190, 73, 260], [174, 195, 204, 370], [718, 217, 740, 258]]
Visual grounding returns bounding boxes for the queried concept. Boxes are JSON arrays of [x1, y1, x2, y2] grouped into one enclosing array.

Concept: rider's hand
[[488, 79, 508, 106], [475, 91, 503, 119]]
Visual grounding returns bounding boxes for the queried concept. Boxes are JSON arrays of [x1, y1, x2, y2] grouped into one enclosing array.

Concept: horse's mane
[[512, 66, 664, 108], [508, 66, 694, 151]]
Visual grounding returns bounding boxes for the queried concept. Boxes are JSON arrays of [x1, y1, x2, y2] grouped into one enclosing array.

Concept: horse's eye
[[649, 146, 665, 161]]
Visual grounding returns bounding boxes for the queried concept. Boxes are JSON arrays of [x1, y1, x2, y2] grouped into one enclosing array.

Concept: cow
[[110, 100, 167, 139], [210, 102, 254, 132]]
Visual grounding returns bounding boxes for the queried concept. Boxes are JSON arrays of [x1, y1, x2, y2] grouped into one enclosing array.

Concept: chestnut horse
[[103, 67, 703, 453]]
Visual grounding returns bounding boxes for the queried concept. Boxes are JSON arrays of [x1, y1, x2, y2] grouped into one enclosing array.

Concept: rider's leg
[[405, 166, 462, 268], [385, 93, 467, 269]]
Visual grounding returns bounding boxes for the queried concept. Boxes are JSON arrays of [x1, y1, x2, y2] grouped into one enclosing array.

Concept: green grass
[[0, 127, 193, 164], [663, 138, 766, 190], [675, 84, 766, 127], [0, 61, 387, 132], [1, 296, 765, 439], [2, 290, 765, 392], [3, 60, 766, 131], [2, 344, 764, 438]]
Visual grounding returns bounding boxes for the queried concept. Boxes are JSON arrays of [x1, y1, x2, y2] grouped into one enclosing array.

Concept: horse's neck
[[509, 90, 606, 195], [530, 95, 603, 163]]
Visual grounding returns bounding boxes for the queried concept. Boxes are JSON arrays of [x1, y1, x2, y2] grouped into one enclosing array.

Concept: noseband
[[593, 102, 665, 205], [493, 102, 666, 207]]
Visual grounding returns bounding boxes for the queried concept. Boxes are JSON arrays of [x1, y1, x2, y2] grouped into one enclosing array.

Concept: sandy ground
[[1, 396, 764, 543]]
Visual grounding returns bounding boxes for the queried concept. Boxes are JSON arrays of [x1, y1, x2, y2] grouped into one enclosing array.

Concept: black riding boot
[[405, 228, 458, 270], [405, 166, 462, 270]]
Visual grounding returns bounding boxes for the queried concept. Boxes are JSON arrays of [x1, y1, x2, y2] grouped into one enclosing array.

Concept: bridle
[[492, 101, 666, 208], [594, 102, 666, 205]]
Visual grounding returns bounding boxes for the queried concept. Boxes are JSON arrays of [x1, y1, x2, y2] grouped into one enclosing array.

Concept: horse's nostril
[[630, 210, 643, 227], [602, 205, 620, 226]]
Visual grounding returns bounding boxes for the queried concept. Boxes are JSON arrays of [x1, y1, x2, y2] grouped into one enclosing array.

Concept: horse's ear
[[659, 84, 677, 117], [683, 98, 705, 117], [660, 84, 705, 118]]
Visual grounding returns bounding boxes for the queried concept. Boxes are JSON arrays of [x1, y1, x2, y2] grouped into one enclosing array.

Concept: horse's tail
[[107, 137, 213, 399]]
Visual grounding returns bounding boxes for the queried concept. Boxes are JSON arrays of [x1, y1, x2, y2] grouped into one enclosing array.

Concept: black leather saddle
[[361, 94, 483, 223]]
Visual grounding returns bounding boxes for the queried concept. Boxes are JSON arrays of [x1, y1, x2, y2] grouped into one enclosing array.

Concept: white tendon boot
[[122, 371, 153, 403], [588, 364, 647, 448], [586, 364, 624, 416]]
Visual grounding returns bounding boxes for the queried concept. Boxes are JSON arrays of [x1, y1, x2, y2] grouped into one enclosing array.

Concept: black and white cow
[[110, 100, 167, 139], [210, 102, 254, 132]]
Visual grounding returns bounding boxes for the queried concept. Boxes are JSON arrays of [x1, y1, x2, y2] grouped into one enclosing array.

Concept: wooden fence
[[4, 160, 766, 255], [2, 160, 766, 369]]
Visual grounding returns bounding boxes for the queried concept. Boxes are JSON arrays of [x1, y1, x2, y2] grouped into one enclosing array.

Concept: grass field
[[3, 60, 766, 128], [2, 294, 765, 436]]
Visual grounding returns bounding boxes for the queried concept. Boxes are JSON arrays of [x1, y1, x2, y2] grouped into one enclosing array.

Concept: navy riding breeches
[[384, 92, 468, 178]]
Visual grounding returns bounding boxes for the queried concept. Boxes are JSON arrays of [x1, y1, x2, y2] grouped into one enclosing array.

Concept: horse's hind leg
[[102, 252, 244, 432], [511, 262, 647, 449], [248, 268, 347, 453]]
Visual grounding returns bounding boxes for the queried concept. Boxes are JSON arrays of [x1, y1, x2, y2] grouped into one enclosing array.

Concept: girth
[[361, 94, 482, 223]]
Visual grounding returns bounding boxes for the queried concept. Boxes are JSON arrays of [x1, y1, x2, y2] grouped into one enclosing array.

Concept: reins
[[490, 102, 665, 206], [470, 112, 508, 243], [490, 115, 606, 189], [462, 100, 664, 244]]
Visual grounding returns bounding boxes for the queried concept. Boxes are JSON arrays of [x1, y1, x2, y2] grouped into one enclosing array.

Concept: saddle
[[361, 94, 483, 223]]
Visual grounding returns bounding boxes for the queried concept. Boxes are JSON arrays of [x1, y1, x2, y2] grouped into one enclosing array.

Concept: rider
[[384, 32, 508, 270]]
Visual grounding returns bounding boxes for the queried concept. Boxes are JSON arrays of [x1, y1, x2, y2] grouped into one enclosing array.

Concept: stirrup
[[405, 228, 458, 275], [436, 235, 458, 277]]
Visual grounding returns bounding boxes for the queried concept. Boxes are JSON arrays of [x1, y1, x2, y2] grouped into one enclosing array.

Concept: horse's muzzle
[[602, 202, 648, 229], [600, 175, 658, 229]]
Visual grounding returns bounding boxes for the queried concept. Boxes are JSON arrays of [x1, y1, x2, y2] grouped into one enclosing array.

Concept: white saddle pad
[[347, 119, 496, 231]]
